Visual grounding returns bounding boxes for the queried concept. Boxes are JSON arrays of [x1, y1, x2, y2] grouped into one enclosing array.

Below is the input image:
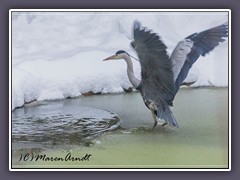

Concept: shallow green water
[[12, 88, 229, 169]]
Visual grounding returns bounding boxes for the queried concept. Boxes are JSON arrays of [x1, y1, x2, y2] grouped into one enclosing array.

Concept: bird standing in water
[[103, 20, 228, 128]]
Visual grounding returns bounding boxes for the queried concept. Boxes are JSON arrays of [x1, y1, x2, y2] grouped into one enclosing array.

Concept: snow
[[11, 11, 229, 110]]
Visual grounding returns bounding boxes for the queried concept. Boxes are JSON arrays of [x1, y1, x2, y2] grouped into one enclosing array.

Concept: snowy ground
[[11, 11, 229, 110]]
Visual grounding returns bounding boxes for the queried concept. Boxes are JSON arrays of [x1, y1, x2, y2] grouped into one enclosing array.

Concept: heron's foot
[[162, 122, 167, 127], [131, 126, 153, 134]]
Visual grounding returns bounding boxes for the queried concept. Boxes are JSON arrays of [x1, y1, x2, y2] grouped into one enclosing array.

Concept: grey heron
[[103, 20, 228, 128]]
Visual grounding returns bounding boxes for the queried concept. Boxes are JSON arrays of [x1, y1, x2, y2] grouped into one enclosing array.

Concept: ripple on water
[[12, 105, 121, 151]]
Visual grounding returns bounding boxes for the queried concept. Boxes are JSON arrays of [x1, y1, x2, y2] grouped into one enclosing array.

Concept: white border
[[9, 9, 12, 172], [228, 9, 232, 172], [10, 9, 229, 11], [9, 9, 231, 171]]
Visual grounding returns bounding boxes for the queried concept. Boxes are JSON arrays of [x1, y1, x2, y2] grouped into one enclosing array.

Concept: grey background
[[1, 0, 238, 178]]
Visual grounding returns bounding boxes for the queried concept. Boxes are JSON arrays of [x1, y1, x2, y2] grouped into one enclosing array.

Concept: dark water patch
[[12, 105, 121, 151]]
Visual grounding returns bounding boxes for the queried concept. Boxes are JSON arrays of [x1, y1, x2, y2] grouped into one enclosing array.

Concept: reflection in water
[[12, 106, 121, 153]]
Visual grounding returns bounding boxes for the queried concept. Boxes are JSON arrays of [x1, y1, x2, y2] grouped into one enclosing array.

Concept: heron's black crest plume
[[116, 50, 127, 55], [115, 50, 140, 61]]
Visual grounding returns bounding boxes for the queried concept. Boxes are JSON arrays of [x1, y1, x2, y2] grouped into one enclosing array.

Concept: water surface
[[12, 88, 229, 168]]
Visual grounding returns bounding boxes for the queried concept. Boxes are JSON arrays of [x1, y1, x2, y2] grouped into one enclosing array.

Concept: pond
[[11, 87, 229, 169]]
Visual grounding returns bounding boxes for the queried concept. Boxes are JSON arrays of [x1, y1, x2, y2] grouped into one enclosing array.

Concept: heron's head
[[102, 50, 129, 61]]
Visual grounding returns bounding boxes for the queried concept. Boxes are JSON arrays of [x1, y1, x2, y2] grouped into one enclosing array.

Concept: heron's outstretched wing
[[171, 22, 228, 95], [131, 21, 178, 127], [131, 20, 175, 103]]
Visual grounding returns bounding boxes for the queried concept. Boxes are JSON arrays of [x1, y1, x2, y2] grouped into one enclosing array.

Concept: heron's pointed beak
[[102, 55, 117, 61]]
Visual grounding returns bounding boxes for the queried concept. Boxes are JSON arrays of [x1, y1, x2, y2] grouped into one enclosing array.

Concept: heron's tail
[[157, 105, 179, 128]]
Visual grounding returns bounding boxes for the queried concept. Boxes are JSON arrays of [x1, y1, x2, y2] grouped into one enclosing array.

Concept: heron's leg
[[151, 110, 158, 129]]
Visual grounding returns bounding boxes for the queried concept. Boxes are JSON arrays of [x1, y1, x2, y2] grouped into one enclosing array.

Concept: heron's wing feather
[[171, 22, 228, 95], [131, 21, 178, 127], [131, 20, 175, 103]]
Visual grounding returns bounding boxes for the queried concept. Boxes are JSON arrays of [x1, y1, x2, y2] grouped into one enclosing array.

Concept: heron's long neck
[[124, 56, 140, 89]]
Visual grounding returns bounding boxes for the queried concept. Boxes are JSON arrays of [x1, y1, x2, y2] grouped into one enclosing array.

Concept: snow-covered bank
[[11, 11, 229, 110]]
